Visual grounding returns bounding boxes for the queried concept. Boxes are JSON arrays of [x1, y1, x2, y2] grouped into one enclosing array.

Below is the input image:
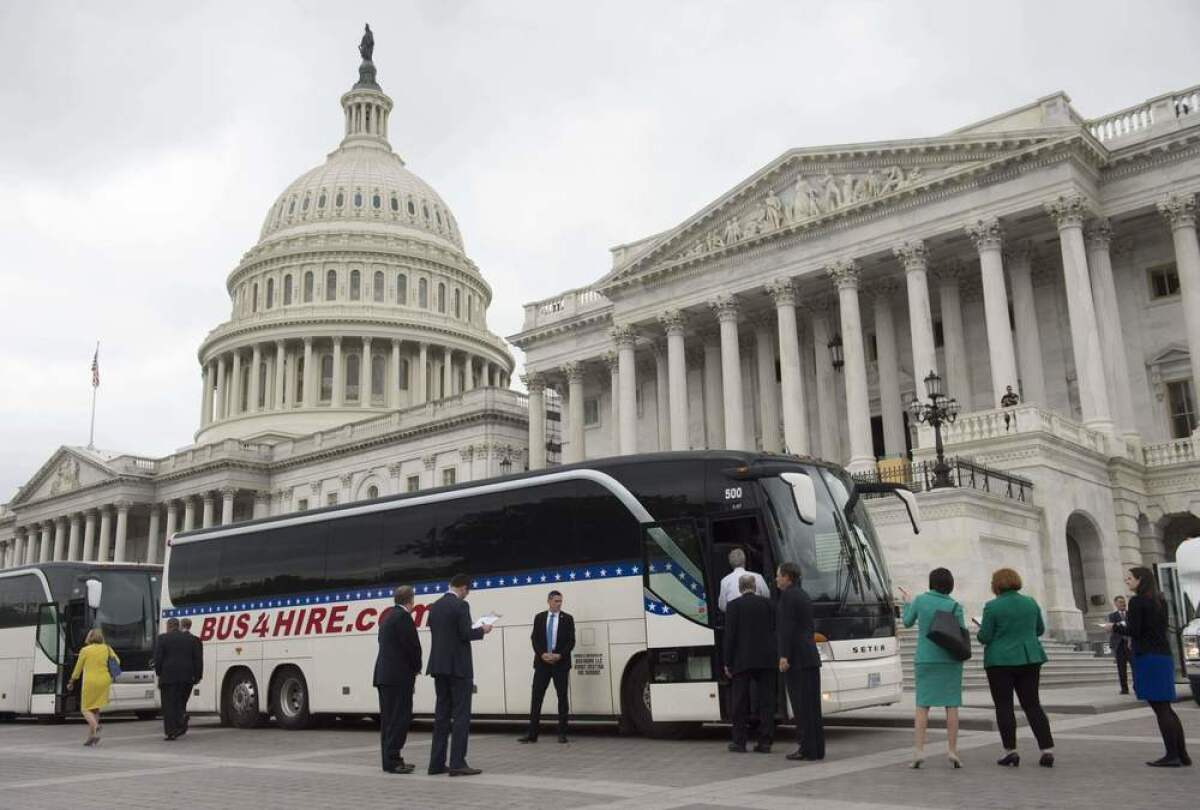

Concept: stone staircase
[[898, 629, 1117, 690]]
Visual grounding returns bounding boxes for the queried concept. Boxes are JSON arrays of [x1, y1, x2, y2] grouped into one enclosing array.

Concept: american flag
[[91, 345, 100, 388]]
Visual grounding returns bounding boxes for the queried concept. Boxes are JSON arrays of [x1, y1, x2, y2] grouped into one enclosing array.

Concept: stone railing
[[1142, 435, 1196, 468], [156, 439, 275, 474], [918, 404, 1114, 456], [108, 455, 159, 475], [521, 286, 610, 330], [1087, 82, 1200, 143]]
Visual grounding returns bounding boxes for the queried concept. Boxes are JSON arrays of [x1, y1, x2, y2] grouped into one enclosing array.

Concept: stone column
[[248, 344, 262, 413], [606, 352, 621, 453], [1083, 220, 1137, 439], [51, 517, 65, 562], [872, 281, 905, 457], [563, 362, 586, 463], [221, 487, 236, 525], [710, 296, 747, 450], [390, 339, 402, 408], [766, 279, 809, 456], [752, 318, 781, 453], [828, 260, 875, 472], [146, 505, 161, 565], [200, 363, 213, 427], [302, 338, 315, 408], [525, 373, 547, 470], [201, 493, 215, 528], [113, 501, 130, 562], [465, 356, 476, 392], [82, 511, 96, 562], [936, 262, 973, 410], [264, 351, 275, 409], [703, 334, 725, 450], [164, 501, 178, 554], [215, 355, 227, 420], [966, 217, 1019, 408], [1044, 194, 1114, 432], [1158, 193, 1200, 412], [332, 337, 345, 407], [659, 310, 690, 451], [362, 337, 374, 406], [1004, 242, 1046, 407], [418, 342, 429, 404], [442, 347, 453, 399], [67, 513, 81, 561], [274, 340, 287, 410], [253, 491, 270, 519], [806, 301, 841, 462], [97, 507, 112, 562], [654, 345, 670, 450], [26, 525, 38, 564], [613, 325, 639, 455], [895, 240, 938, 385], [38, 522, 51, 563], [12, 528, 24, 567], [230, 350, 243, 416], [183, 497, 196, 532]]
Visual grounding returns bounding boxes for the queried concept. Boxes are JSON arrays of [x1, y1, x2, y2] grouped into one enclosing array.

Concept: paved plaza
[[0, 699, 1195, 810]]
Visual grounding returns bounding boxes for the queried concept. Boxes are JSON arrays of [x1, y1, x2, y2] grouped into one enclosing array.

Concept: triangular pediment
[[11, 447, 122, 506], [603, 129, 1084, 286]]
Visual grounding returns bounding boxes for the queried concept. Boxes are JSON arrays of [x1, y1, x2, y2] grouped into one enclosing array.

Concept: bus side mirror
[[780, 473, 816, 524], [894, 489, 921, 534], [85, 578, 102, 611]]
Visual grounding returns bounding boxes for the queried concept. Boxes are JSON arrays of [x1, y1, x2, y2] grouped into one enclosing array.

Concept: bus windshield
[[53, 569, 159, 658]]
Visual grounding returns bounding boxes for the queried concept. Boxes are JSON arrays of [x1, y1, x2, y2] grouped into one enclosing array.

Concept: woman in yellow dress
[[67, 628, 119, 746]]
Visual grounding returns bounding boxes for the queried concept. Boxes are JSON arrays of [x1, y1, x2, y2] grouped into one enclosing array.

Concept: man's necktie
[[547, 613, 556, 653]]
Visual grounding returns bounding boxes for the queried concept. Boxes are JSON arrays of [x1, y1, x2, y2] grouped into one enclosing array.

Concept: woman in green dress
[[899, 567, 965, 769]]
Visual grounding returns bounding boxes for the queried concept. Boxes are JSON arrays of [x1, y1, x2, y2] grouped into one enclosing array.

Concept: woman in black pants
[[1107, 567, 1191, 767], [977, 568, 1055, 767]]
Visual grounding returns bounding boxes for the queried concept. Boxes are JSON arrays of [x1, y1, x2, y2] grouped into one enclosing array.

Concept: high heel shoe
[[948, 753, 962, 769], [996, 752, 1020, 767], [910, 752, 924, 769]]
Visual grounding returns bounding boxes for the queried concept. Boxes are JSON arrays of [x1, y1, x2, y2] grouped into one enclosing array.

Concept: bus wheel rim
[[282, 678, 304, 717], [232, 680, 256, 714]]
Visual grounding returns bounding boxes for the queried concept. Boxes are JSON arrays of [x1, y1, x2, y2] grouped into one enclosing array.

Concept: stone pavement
[[0, 702, 1195, 810]]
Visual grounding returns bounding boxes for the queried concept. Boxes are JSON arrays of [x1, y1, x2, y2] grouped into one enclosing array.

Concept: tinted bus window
[[503, 483, 580, 570], [0, 575, 46, 628], [244, 523, 328, 598], [602, 460, 707, 521], [437, 492, 508, 578], [169, 542, 221, 605], [573, 480, 640, 562], [379, 503, 442, 584], [326, 514, 382, 590]]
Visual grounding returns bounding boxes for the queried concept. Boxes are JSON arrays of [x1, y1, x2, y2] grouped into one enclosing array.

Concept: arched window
[[437, 283, 446, 313], [283, 274, 293, 305], [367, 484, 379, 500], [349, 269, 361, 301], [372, 194, 381, 209], [371, 353, 385, 398], [390, 195, 399, 212], [353, 191, 363, 208], [436, 209, 442, 226], [373, 271, 384, 302], [423, 202, 430, 220], [468, 294, 474, 323], [302, 195, 310, 211], [335, 191, 344, 208], [418, 278, 429, 308], [407, 199, 416, 216], [258, 363, 268, 408], [398, 359, 410, 390], [241, 366, 251, 411], [320, 355, 333, 401], [303, 271, 314, 302], [326, 270, 337, 301], [252, 283, 259, 313], [318, 193, 326, 209], [453, 288, 461, 318], [295, 357, 305, 403], [397, 273, 408, 304], [288, 198, 296, 215], [346, 354, 360, 401], [266, 278, 275, 309]]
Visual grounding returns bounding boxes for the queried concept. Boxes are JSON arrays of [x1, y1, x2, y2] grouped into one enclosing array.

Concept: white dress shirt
[[717, 567, 770, 612]]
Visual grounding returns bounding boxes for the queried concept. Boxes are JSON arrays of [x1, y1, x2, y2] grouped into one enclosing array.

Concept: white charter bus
[[0, 562, 161, 719], [162, 452, 918, 735]]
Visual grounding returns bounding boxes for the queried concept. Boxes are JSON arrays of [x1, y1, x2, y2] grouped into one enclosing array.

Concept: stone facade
[[511, 85, 1200, 640]]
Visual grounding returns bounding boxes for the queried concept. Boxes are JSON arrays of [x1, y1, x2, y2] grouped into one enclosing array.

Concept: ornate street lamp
[[827, 332, 845, 371], [908, 370, 960, 489]]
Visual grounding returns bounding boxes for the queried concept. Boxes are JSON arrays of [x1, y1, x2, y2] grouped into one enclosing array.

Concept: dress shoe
[[1119, 689, 1129, 695], [449, 766, 482, 776], [1039, 752, 1054, 768], [785, 749, 806, 761], [728, 743, 747, 753], [383, 763, 415, 774], [517, 735, 538, 743], [996, 752, 1020, 767], [558, 735, 569, 744], [1146, 757, 1182, 767], [1180, 754, 1192, 767], [753, 743, 771, 754], [427, 767, 446, 776]]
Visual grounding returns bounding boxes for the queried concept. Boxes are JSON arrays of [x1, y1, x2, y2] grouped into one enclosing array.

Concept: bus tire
[[223, 668, 266, 729], [621, 655, 696, 740], [271, 666, 314, 731]]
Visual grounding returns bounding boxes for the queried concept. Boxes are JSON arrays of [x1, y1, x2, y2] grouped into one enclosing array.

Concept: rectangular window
[[1167, 379, 1197, 438], [296, 498, 309, 512], [326, 492, 339, 507], [1149, 263, 1181, 299], [442, 468, 457, 487], [583, 397, 600, 426], [406, 475, 421, 493]]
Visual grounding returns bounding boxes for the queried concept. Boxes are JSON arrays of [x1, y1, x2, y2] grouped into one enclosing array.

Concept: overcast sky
[[1, 0, 1197, 501]]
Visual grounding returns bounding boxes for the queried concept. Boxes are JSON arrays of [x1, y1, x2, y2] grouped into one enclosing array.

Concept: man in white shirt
[[718, 548, 770, 612]]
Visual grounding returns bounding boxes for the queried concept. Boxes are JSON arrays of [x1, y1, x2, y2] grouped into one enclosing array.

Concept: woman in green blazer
[[899, 567, 965, 769], [977, 567, 1055, 768]]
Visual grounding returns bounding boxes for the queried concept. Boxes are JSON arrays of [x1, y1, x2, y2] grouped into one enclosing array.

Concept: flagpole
[[88, 340, 99, 449]]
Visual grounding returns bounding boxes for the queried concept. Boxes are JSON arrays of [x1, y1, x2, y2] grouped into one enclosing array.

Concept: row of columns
[[200, 337, 509, 427], [527, 191, 1200, 470]]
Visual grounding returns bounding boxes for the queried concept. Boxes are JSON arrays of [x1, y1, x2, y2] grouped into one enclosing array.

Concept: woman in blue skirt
[[899, 567, 965, 769], [1108, 566, 1191, 767]]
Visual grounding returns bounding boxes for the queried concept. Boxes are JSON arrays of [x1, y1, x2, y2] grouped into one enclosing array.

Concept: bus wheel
[[622, 655, 696, 740], [223, 669, 266, 729], [271, 666, 314, 730]]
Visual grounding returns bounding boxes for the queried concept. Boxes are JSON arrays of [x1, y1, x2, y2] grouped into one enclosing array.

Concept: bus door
[[32, 603, 64, 716], [641, 519, 721, 722]]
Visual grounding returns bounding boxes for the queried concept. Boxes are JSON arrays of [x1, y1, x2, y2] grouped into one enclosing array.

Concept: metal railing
[[853, 456, 1033, 503]]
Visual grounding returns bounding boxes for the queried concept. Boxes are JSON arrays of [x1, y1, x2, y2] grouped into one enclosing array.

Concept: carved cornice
[[1043, 193, 1092, 230]]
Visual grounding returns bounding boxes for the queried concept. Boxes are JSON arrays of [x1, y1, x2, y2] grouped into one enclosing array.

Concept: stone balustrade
[[1142, 435, 1197, 467], [522, 286, 610, 330], [1087, 82, 1200, 143], [918, 404, 1114, 456]]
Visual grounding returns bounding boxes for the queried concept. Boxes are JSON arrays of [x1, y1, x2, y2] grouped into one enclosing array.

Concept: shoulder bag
[[926, 608, 972, 661]]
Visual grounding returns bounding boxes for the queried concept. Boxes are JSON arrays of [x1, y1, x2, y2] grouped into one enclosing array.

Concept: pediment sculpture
[[48, 457, 81, 496], [678, 165, 926, 260]]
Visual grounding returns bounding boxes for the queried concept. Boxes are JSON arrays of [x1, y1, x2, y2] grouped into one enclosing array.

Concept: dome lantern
[[340, 24, 395, 155]]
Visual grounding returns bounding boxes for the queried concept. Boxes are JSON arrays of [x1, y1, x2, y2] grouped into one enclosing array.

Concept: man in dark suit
[[178, 618, 203, 732], [1108, 595, 1132, 695], [518, 590, 576, 744], [724, 574, 776, 753], [776, 562, 824, 761], [155, 617, 202, 741], [426, 573, 492, 776], [374, 585, 423, 773]]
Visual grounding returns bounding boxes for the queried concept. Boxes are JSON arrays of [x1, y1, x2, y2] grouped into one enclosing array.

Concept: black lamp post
[[827, 333, 845, 371], [907, 370, 960, 489]]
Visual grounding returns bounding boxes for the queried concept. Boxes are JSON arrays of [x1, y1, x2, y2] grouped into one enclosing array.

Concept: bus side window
[[572, 480, 640, 562], [379, 505, 440, 584], [0, 575, 47, 628], [325, 514, 382, 590]]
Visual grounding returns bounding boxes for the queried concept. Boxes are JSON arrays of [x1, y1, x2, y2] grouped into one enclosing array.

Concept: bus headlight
[[814, 632, 832, 662], [1184, 635, 1200, 663]]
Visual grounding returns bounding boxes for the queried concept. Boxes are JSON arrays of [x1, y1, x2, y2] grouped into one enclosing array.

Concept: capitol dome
[[194, 45, 514, 445]]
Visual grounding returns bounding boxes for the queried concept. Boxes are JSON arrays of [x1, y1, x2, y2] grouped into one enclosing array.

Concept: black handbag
[[926, 609, 972, 661]]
